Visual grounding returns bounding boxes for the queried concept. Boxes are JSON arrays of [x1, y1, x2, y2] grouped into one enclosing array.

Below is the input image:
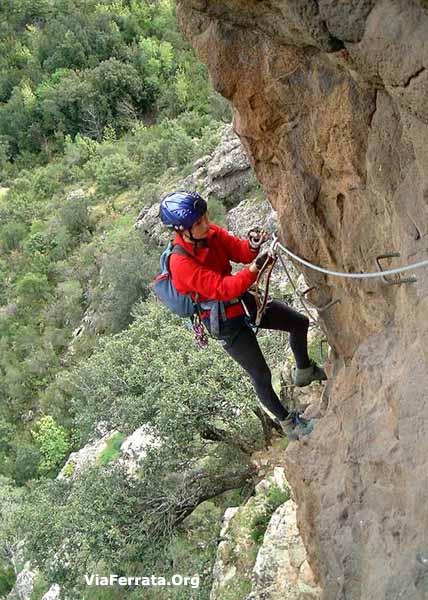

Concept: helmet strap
[[182, 226, 207, 245]]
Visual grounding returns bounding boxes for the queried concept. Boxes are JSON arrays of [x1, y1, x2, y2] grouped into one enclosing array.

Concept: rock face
[[57, 430, 118, 480], [248, 500, 321, 600], [176, 1, 428, 598], [181, 123, 253, 202], [118, 424, 161, 476], [6, 563, 35, 600]]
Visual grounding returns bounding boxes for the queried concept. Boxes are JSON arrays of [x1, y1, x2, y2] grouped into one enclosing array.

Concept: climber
[[159, 190, 327, 440]]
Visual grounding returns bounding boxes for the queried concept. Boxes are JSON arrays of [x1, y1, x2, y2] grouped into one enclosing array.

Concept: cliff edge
[[176, 1, 428, 598]]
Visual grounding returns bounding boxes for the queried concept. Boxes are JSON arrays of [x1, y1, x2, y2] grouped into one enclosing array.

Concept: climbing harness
[[199, 297, 243, 338], [247, 235, 322, 332]]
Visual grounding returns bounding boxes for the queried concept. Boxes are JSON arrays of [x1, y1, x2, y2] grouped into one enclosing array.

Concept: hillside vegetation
[[0, 2, 282, 598]]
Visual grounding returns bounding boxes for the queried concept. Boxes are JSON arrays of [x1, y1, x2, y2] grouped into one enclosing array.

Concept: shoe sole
[[293, 376, 327, 387]]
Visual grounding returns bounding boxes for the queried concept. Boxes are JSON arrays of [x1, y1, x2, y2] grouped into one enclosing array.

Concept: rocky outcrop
[[176, 1, 428, 598], [40, 585, 60, 600], [181, 123, 253, 203], [57, 429, 118, 480], [134, 123, 253, 244], [6, 565, 60, 600], [210, 466, 321, 599], [6, 564, 35, 600], [118, 424, 161, 476], [248, 499, 321, 600]]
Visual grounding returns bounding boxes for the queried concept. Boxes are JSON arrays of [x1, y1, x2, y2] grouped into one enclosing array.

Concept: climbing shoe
[[292, 359, 327, 387], [279, 412, 314, 441]]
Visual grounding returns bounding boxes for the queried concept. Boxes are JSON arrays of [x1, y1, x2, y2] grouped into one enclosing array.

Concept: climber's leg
[[202, 314, 314, 440], [219, 319, 289, 421], [244, 294, 327, 386], [258, 299, 311, 368]]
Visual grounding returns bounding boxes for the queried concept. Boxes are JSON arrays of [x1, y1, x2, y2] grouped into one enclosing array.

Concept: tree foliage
[[66, 300, 260, 447], [31, 415, 70, 475], [0, 0, 217, 163]]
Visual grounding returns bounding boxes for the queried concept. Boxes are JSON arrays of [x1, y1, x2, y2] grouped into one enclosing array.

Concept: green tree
[[67, 300, 261, 448], [14, 272, 51, 305], [0, 477, 23, 583], [90, 228, 158, 333], [95, 153, 139, 197], [14, 445, 41, 485], [31, 415, 70, 476], [0, 221, 27, 253]]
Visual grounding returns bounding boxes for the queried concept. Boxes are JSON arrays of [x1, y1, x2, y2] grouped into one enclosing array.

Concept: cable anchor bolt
[[298, 286, 341, 313], [375, 253, 417, 285]]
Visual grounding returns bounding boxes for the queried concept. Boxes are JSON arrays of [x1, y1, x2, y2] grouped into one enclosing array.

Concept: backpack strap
[[168, 243, 201, 307], [169, 243, 193, 262], [169, 243, 241, 337]]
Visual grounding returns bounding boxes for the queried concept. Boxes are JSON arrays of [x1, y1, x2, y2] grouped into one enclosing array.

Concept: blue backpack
[[152, 242, 243, 337], [152, 242, 196, 317]]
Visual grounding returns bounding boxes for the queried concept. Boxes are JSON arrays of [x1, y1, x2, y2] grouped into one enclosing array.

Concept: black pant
[[204, 293, 310, 421]]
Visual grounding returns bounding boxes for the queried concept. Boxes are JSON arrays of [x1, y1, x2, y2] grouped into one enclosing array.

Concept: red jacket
[[170, 223, 259, 319]]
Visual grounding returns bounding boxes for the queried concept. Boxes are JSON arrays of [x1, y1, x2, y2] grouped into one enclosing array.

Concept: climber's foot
[[292, 360, 327, 387], [279, 412, 314, 441]]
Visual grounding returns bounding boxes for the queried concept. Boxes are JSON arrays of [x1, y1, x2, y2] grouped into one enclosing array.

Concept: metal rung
[[375, 253, 417, 285], [299, 286, 341, 313]]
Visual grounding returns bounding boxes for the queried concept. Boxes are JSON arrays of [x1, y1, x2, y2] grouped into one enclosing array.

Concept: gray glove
[[248, 227, 269, 250], [255, 251, 275, 271]]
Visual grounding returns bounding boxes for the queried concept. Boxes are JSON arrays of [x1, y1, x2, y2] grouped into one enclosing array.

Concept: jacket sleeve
[[215, 225, 259, 264], [171, 255, 258, 302]]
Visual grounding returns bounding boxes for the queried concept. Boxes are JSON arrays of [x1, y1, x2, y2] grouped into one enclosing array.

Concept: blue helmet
[[159, 191, 207, 231]]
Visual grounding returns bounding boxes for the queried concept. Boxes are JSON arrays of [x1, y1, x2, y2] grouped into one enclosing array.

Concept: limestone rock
[[7, 563, 35, 600], [247, 500, 321, 600], [41, 585, 61, 600], [210, 507, 240, 600], [227, 198, 277, 239], [210, 468, 317, 600], [66, 188, 86, 201], [133, 201, 170, 247], [134, 124, 255, 246], [181, 124, 253, 203], [118, 424, 161, 476], [58, 430, 118, 480], [205, 124, 252, 201], [177, 1, 428, 597]]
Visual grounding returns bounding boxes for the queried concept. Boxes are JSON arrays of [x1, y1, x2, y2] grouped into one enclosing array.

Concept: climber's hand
[[250, 251, 275, 272], [248, 227, 269, 250]]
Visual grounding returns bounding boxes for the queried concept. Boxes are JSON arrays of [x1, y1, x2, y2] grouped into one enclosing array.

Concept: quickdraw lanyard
[[254, 250, 278, 327]]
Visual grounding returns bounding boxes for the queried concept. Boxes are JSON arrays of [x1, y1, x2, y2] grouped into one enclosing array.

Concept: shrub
[[97, 432, 126, 467], [58, 195, 91, 239], [14, 272, 51, 305], [14, 446, 41, 485], [0, 563, 15, 597], [91, 229, 158, 333], [95, 154, 139, 197], [250, 484, 290, 545], [63, 133, 98, 168], [31, 415, 70, 476], [0, 221, 27, 253], [43, 279, 84, 329], [61, 460, 76, 478]]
